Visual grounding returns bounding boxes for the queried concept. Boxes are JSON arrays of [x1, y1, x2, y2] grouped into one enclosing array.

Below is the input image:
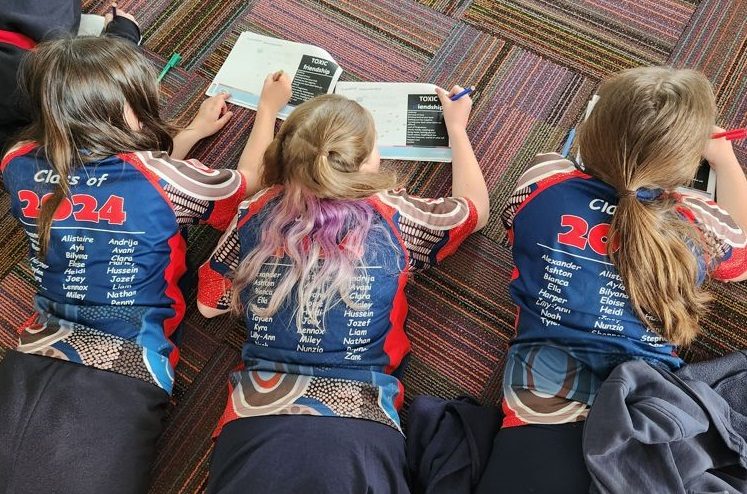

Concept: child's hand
[[104, 2, 140, 28], [703, 126, 738, 170], [436, 85, 473, 134], [188, 93, 234, 139], [258, 71, 292, 115]]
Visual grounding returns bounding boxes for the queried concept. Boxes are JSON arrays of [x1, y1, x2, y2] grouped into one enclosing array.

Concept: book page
[[334, 82, 452, 162], [207, 32, 343, 119], [678, 160, 716, 199], [78, 14, 105, 36]]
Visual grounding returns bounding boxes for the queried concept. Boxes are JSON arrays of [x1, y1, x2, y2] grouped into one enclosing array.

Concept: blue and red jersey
[[198, 186, 477, 434], [1, 144, 246, 393], [501, 153, 747, 427]]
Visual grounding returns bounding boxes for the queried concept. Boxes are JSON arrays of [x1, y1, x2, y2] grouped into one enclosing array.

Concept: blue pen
[[450, 86, 475, 101], [561, 128, 576, 157]]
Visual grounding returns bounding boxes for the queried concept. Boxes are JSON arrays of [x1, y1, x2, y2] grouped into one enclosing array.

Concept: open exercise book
[[574, 95, 716, 199], [207, 32, 452, 162]]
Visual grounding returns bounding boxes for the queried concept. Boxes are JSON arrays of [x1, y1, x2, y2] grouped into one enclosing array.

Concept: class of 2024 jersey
[[500, 153, 747, 427], [1, 144, 246, 393], [198, 186, 478, 434]]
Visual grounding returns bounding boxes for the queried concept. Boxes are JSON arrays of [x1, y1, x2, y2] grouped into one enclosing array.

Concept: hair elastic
[[619, 187, 664, 202], [635, 187, 664, 202]]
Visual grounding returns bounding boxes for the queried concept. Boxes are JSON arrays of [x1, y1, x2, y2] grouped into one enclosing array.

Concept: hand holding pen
[[104, 2, 138, 27], [437, 85, 475, 133], [712, 128, 747, 141]]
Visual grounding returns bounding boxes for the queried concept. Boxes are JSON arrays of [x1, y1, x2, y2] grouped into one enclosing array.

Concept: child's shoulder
[[127, 150, 243, 196], [672, 189, 742, 236], [1, 141, 38, 171], [373, 188, 475, 229], [514, 152, 581, 191], [234, 185, 285, 226]]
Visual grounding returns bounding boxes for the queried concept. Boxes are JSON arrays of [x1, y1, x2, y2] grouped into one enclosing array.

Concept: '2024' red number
[[18, 190, 126, 225], [557, 214, 618, 255]]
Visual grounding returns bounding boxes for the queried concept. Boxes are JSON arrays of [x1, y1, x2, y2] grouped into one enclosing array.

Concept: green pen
[[157, 52, 182, 82]]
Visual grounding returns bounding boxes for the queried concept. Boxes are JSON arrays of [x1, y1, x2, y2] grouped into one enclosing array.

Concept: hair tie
[[618, 187, 664, 202], [635, 187, 664, 202]]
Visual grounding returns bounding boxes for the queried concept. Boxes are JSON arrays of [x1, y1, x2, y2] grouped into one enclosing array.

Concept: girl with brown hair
[[477, 66, 747, 493], [198, 86, 489, 493], [0, 36, 289, 492], [0, 0, 141, 154]]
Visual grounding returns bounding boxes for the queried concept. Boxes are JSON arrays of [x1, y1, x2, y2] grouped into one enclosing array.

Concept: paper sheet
[[78, 14, 105, 36], [335, 82, 452, 162], [207, 32, 343, 119]]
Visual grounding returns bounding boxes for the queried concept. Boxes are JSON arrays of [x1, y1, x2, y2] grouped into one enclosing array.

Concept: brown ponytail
[[16, 37, 175, 257], [577, 66, 716, 345]]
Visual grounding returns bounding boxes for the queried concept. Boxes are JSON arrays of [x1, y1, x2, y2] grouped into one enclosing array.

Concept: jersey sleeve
[[134, 151, 246, 230], [197, 187, 283, 311], [501, 152, 580, 245], [376, 188, 477, 271], [198, 213, 241, 311], [675, 191, 747, 281]]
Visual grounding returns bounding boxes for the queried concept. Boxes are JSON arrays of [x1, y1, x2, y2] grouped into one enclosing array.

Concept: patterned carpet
[[0, 0, 746, 491]]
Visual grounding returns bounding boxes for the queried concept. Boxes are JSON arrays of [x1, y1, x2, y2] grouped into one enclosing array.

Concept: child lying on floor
[[197, 83, 489, 493], [0, 33, 274, 492], [478, 66, 747, 494]]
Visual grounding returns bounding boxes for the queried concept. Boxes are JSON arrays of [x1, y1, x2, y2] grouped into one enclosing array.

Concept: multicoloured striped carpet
[[0, 0, 745, 491]]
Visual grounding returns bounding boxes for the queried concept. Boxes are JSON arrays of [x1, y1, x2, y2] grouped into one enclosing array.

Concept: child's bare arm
[[171, 92, 233, 160], [236, 71, 292, 196], [436, 85, 490, 231], [704, 127, 747, 232]]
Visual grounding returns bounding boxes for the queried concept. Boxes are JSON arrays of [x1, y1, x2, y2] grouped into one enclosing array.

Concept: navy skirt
[[208, 415, 410, 494], [0, 351, 168, 494]]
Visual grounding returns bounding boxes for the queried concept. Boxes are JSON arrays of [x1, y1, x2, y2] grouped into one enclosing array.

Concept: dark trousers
[[0, 351, 168, 494], [475, 422, 591, 494], [208, 415, 410, 494]]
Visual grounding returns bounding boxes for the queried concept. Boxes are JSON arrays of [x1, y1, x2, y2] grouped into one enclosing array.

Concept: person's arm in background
[[171, 93, 234, 160], [435, 85, 490, 231], [170, 72, 290, 193], [703, 126, 747, 282], [235, 71, 292, 196], [705, 126, 747, 232]]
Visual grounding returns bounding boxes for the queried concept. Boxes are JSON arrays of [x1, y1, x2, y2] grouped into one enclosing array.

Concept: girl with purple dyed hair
[[197, 82, 489, 493]]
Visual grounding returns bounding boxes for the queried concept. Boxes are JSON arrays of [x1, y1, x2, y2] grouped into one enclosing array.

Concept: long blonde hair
[[231, 95, 398, 328], [577, 66, 716, 346], [17, 37, 174, 257]]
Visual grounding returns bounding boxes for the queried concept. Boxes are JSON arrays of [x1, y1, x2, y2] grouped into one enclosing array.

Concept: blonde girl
[[477, 66, 747, 493], [198, 84, 489, 493]]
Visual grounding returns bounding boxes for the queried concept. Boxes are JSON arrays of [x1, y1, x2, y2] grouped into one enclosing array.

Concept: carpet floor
[[0, 0, 745, 492]]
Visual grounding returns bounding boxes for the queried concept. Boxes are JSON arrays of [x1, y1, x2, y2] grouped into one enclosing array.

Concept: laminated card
[[207, 32, 343, 120]]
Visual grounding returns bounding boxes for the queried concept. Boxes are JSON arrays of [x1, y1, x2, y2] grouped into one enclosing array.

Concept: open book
[[207, 32, 452, 162], [573, 95, 716, 199]]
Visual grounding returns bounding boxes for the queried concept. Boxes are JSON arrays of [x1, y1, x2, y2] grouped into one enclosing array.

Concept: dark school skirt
[[474, 421, 591, 494], [207, 415, 410, 494], [0, 350, 169, 494]]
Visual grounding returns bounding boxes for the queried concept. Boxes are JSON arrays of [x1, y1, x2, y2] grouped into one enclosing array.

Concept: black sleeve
[[0, 0, 81, 40], [103, 16, 141, 45]]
